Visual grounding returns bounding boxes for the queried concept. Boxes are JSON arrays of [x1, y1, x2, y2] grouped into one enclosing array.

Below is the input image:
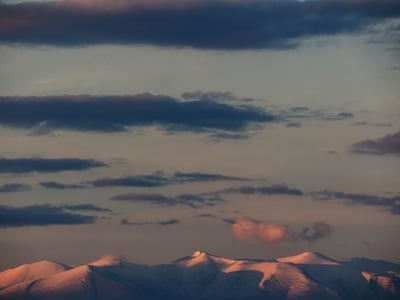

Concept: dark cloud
[[111, 192, 223, 209], [0, 204, 97, 227], [278, 107, 355, 122], [181, 91, 238, 102], [285, 122, 302, 128], [0, 183, 31, 193], [172, 171, 246, 183], [215, 184, 304, 196], [351, 131, 400, 155], [0, 94, 277, 134], [157, 218, 180, 226], [0, 0, 399, 49], [195, 213, 217, 219], [352, 121, 392, 127], [323, 112, 354, 121], [120, 218, 143, 226], [90, 171, 250, 188], [39, 181, 85, 189], [33, 171, 253, 190], [298, 222, 332, 242], [91, 175, 166, 188], [221, 218, 236, 224], [312, 190, 400, 215], [208, 132, 251, 141], [0, 157, 107, 173], [61, 204, 111, 212], [120, 217, 180, 226]]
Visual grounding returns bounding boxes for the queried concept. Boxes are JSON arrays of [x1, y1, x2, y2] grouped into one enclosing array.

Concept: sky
[[0, 0, 399, 270]]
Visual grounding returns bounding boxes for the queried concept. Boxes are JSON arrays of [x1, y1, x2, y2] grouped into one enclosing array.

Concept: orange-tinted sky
[[0, 0, 399, 270]]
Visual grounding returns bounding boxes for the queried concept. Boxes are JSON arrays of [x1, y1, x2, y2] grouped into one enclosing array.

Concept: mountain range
[[0, 251, 399, 300]]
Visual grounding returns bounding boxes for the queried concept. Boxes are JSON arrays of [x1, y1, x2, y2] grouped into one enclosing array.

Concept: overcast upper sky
[[0, 0, 399, 270]]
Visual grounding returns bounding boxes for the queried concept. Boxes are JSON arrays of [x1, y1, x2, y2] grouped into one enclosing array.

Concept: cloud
[[0, 94, 277, 134], [90, 171, 250, 188], [61, 204, 112, 212], [312, 190, 400, 215], [32, 171, 254, 190], [352, 121, 392, 127], [351, 131, 400, 155], [172, 171, 246, 183], [181, 91, 238, 102], [231, 217, 293, 243], [298, 222, 332, 242], [0, 204, 97, 227], [277, 107, 355, 122], [0, 0, 399, 49], [120, 217, 180, 226], [0, 157, 107, 173], [195, 213, 217, 219], [91, 175, 167, 188], [111, 192, 223, 209], [215, 184, 304, 196], [39, 181, 85, 189], [0, 183, 31, 192], [286, 122, 302, 128], [120, 218, 143, 226], [208, 132, 251, 141], [157, 218, 180, 226], [230, 217, 332, 244], [323, 112, 354, 121]]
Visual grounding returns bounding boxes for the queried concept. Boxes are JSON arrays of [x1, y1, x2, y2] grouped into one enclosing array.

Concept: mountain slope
[[0, 251, 399, 300], [0, 260, 70, 289]]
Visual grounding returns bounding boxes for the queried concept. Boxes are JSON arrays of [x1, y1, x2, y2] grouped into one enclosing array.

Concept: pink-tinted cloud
[[231, 217, 293, 243], [230, 217, 332, 244]]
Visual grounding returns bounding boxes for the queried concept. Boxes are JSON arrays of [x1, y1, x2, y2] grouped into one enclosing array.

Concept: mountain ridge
[[1, 251, 399, 300]]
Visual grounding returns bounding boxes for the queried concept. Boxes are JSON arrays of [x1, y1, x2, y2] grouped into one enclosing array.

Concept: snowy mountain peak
[[0, 260, 71, 289], [277, 251, 339, 265], [89, 254, 125, 267], [192, 250, 206, 257]]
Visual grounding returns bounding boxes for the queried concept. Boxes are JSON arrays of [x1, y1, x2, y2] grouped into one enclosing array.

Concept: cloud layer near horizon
[[0, 0, 399, 49], [0, 94, 276, 134]]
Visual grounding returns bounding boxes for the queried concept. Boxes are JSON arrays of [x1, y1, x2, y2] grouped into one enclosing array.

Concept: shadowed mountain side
[[0, 251, 399, 300]]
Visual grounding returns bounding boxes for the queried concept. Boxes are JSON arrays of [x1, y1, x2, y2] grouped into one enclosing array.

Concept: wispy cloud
[[111, 192, 223, 209], [0, 157, 107, 174], [312, 190, 400, 215], [212, 184, 304, 196], [352, 131, 400, 155], [39, 181, 85, 190], [352, 121, 392, 127], [120, 217, 180, 226], [0, 204, 99, 227], [0, 94, 277, 134], [90, 171, 251, 188], [0, 183, 31, 192], [0, 0, 399, 49], [61, 204, 112, 213]]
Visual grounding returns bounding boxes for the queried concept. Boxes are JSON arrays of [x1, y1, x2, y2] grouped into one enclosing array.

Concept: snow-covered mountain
[[0, 251, 399, 300]]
